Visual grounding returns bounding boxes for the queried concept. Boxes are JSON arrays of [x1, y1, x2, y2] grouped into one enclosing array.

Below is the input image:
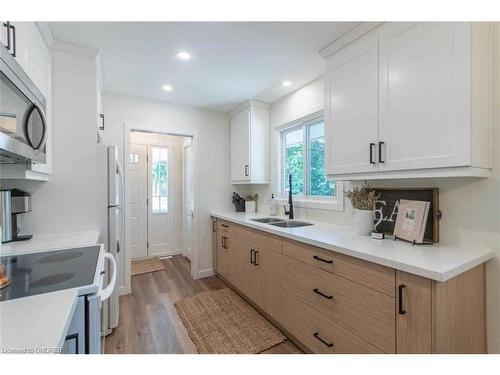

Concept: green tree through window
[[282, 119, 335, 198]]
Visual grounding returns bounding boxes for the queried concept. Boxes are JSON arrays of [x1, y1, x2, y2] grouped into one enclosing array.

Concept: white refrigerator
[[100, 145, 123, 335]]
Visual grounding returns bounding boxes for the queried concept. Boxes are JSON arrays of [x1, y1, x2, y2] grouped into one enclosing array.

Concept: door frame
[[123, 125, 199, 295], [183, 143, 193, 260]]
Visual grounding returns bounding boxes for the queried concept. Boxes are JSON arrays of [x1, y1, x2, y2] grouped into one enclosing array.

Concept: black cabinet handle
[[221, 236, 228, 249], [221, 224, 229, 228], [313, 255, 333, 264], [398, 284, 406, 315], [378, 141, 385, 163], [313, 288, 333, 300], [3, 22, 10, 53], [244, 164, 249, 177], [313, 332, 333, 348], [369, 142, 375, 164], [250, 249, 255, 264], [10, 23, 16, 58], [254, 251, 259, 266], [212, 221, 216, 232]]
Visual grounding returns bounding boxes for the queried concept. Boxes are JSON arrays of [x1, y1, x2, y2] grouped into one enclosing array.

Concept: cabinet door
[[216, 231, 240, 288], [238, 238, 257, 299], [251, 247, 278, 318], [378, 22, 471, 171], [396, 271, 432, 353], [230, 109, 250, 182], [324, 32, 379, 175], [1, 21, 29, 72]]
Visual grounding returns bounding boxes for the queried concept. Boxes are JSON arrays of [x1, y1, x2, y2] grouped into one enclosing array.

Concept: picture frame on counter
[[373, 188, 441, 243]]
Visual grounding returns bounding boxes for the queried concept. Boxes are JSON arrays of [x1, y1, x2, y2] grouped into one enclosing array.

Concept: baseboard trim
[[197, 268, 215, 279]]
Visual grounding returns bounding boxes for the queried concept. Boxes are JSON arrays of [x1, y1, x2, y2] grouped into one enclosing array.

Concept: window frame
[[276, 112, 344, 212]]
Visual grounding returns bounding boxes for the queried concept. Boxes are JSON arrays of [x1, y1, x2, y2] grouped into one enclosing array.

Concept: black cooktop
[[0, 246, 100, 302]]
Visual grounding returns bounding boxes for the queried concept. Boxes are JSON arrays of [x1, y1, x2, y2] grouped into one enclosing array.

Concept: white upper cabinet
[[323, 22, 492, 180], [230, 100, 270, 184], [324, 33, 379, 175]]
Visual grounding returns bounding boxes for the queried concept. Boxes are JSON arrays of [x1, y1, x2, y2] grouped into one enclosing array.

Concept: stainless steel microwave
[[0, 42, 47, 164]]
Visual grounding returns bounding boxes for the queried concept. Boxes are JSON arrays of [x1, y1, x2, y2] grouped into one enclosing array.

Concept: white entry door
[[127, 144, 148, 259], [148, 145, 172, 256], [183, 144, 194, 261]]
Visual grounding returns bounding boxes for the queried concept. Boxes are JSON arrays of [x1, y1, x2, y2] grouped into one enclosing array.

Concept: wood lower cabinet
[[212, 218, 486, 354], [280, 288, 383, 354], [396, 265, 486, 354], [215, 228, 240, 288]]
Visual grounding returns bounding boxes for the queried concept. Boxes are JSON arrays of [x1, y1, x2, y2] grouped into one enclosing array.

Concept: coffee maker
[[0, 189, 33, 243]]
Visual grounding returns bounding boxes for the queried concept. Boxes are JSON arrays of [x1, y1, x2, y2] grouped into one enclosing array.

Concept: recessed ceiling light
[[282, 80, 292, 87], [162, 84, 173, 92], [176, 51, 191, 60]]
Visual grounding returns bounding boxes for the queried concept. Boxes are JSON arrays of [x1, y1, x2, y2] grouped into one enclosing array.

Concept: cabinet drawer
[[283, 239, 395, 297], [216, 219, 236, 233], [240, 226, 282, 253], [281, 288, 383, 354], [281, 255, 395, 353]]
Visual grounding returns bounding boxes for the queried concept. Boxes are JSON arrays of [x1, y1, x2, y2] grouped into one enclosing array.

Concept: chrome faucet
[[283, 174, 294, 220]]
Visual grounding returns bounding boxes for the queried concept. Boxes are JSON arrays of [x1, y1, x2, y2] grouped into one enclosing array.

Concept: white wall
[[101, 93, 232, 284], [130, 131, 189, 254], [0, 48, 103, 238], [239, 25, 500, 352]]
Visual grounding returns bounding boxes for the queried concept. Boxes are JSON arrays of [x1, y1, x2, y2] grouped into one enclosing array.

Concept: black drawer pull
[[221, 224, 229, 228], [313, 288, 333, 300], [398, 284, 406, 315], [313, 255, 333, 264], [212, 221, 216, 232], [369, 142, 375, 164], [250, 249, 255, 264], [254, 251, 259, 266], [313, 332, 333, 348]]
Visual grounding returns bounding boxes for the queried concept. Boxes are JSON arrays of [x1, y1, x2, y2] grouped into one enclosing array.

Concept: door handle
[[398, 284, 406, 315], [221, 236, 227, 249], [244, 164, 249, 177], [378, 141, 385, 163], [101, 253, 117, 302], [250, 249, 255, 264], [313, 288, 333, 300], [254, 251, 259, 266], [3, 22, 10, 53], [313, 255, 333, 264], [313, 332, 333, 348], [10, 23, 16, 58], [369, 143, 375, 164]]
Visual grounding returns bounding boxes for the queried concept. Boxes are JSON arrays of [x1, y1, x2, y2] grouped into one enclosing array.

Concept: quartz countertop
[[0, 231, 101, 256], [210, 211, 494, 282], [0, 289, 79, 354]]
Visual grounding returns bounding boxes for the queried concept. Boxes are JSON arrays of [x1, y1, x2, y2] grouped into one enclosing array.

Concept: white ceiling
[[48, 22, 359, 112]]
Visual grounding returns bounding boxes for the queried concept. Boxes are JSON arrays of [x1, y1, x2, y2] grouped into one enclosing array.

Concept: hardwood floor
[[104, 255, 303, 354]]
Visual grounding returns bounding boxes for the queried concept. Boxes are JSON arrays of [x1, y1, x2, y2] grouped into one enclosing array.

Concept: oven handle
[[100, 253, 117, 302]]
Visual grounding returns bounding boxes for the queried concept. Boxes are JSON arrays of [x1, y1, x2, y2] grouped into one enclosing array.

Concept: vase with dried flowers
[[345, 184, 380, 235]]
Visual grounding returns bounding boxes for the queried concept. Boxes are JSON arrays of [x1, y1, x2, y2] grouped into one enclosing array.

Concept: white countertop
[[0, 289, 79, 354], [211, 211, 494, 282], [0, 231, 101, 256], [0, 231, 101, 353]]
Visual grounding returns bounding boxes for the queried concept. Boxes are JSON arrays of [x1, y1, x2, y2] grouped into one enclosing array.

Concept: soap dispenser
[[269, 194, 277, 216]]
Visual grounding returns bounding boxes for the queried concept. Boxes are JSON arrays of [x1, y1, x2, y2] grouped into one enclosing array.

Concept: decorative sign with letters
[[373, 188, 440, 243]]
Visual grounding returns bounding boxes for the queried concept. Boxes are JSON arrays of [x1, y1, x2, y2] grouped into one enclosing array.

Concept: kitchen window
[[151, 146, 169, 213], [278, 115, 343, 211]]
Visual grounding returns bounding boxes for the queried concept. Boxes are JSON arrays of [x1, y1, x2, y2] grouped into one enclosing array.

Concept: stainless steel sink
[[269, 221, 313, 228], [251, 217, 286, 224]]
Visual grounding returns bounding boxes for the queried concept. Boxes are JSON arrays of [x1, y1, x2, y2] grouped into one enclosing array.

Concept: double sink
[[251, 217, 313, 228]]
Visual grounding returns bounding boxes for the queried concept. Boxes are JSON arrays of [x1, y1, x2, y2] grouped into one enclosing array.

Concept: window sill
[[275, 197, 344, 212]]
